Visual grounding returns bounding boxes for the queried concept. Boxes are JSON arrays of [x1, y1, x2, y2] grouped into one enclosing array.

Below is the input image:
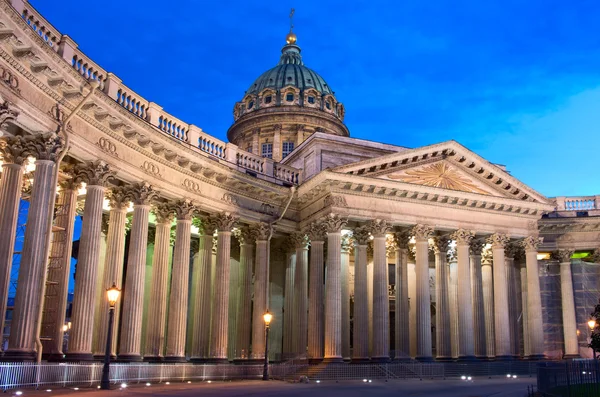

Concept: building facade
[[0, 0, 598, 363]]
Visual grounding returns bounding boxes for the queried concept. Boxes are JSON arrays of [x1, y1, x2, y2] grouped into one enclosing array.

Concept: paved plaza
[[10, 379, 534, 397]]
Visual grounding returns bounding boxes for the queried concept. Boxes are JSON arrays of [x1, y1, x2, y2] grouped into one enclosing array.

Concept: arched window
[[286, 93, 294, 102]]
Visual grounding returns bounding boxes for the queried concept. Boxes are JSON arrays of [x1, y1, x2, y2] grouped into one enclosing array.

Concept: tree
[[588, 299, 600, 357]]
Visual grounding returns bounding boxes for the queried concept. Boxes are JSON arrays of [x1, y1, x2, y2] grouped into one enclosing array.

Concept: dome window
[[307, 78, 312, 83], [286, 93, 294, 102], [307, 96, 315, 104], [264, 95, 272, 104], [287, 76, 293, 82], [248, 101, 254, 109], [326, 101, 332, 110]]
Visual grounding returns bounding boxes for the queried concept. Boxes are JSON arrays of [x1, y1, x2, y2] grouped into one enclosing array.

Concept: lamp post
[[589, 318, 597, 360], [101, 284, 121, 390], [262, 311, 273, 381]]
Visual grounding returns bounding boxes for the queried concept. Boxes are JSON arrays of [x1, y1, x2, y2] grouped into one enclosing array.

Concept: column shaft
[[415, 238, 432, 360], [191, 235, 213, 360], [449, 260, 459, 358], [491, 244, 511, 359], [519, 263, 530, 357], [143, 221, 172, 359], [367, 259, 374, 356], [395, 248, 410, 358], [341, 245, 351, 360], [119, 204, 150, 360], [506, 257, 520, 358], [408, 262, 417, 357], [210, 230, 232, 361], [307, 240, 324, 361], [525, 247, 544, 358], [470, 254, 486, 358], [324, 231, 342, 361], [353, 244, 369, 361], [7, 160, 56, 360], [481, 261, 496, 358], [293, 245, 309, 356], [251, 238, 269, 359], [456, 242, 475, 359], [559, 259, 578, 357], [372, 235, 389, 361], [435, 250, 451, 359], [0, 163, 23, 345], [236, 243, 254, 359], [282, 251, 296, 357]]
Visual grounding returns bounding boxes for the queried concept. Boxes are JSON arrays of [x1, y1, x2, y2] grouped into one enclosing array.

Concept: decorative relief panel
[[141, 161, 161, 178], [222, 193, 238, 206], [97, 137, 118, 157], [0, 65, 20, 93], [182, 178, 201, 194]]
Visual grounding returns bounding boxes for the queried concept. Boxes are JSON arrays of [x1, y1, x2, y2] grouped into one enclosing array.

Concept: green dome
[[245, 44, 334, 96]]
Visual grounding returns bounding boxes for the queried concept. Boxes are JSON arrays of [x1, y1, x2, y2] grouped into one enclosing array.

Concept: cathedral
[[0, 0, 598, 365]]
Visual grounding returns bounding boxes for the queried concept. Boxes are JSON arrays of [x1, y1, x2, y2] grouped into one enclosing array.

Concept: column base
[[370, 356, 390, 363], [189, 357, 210, 363], [64, 353, 96, 362], [45, 353, 65, 362], [563, 354, 580, 360], [475, 355, 488, 360], [527, 354, 546, 361], [244, 358, 265, 364], [494, 355, 514, 361], [415, 356, 434, 362], [232, 359, 250, 365], [457, 355, 478, 362], [93, 354, 116, 361], [116, 354, 143, 362], [435, 356, 454, 362], [204, 358, 229, 364], [164, 356, 187, 362], [322, 357, 344, 364], [351, 357, 370, 363], [1, 350, 36, 362], [308, 358, 323, 364], [143, 356, 163, 362]]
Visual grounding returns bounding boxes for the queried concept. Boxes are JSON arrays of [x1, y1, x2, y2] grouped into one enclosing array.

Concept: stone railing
[[6, 0, 301, 183], [553, 196, 599, 211]]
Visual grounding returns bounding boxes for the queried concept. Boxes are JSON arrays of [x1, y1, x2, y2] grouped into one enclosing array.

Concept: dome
[[245, 44, 334, 96]]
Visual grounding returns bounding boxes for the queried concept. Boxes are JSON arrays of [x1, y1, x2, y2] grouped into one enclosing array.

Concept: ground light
[[467, 377, 472, 381], [15, 392, 22, 396], [461, 376, 466, 380], [45, 390, 51, 392], [506, 374, 511, 378], [146, 383, 151, 386], [121, 383, 127, 388], [165, 382, 170, 385], [316, 380, 320, 384]]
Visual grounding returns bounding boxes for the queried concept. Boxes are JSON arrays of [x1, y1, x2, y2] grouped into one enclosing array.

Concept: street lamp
[[101, 284, 121, 390], [589, 318, 597, 360], [262, 311, 273, 381]]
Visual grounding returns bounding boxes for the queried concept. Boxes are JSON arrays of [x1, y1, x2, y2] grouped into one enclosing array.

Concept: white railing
[[115, 86, 149, 120], [236, 151, 265, 173], [20, 2, 60, 52], [274, 162, 302, 184], [554, 196, 598, 211], [0, 363, 263, 390], [71, 52, 107, 90]]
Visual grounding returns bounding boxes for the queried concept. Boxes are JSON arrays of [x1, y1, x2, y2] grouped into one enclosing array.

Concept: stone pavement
[[7, 378, 534, 397]]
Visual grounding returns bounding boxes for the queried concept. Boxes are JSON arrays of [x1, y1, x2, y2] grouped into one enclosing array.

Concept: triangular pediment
[[332, 140, 551, 204]]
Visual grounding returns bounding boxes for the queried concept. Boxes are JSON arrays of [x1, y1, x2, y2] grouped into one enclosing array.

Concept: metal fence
[[537, 360, 600, 396]]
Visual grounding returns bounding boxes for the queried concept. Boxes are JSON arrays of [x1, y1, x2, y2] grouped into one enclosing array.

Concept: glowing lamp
[[263, 311, 273, 327], [588, 318, 597, 330], [106, 284, 121, 308]]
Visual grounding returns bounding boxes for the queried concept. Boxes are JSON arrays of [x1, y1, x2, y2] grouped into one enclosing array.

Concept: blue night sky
[[32, 1, 599, 197]]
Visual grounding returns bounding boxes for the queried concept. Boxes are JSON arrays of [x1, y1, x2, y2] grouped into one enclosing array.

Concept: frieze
[[260, 203, 275, 215], [182, 178, 201, 194], [141, 160, 161, 178], [97, 137, 118, 157], [222, 193, 238, 206], [0, 64, 20, 93], [324, 194, 348, 208]]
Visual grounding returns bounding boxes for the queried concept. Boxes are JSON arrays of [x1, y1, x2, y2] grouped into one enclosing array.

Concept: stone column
[[0, 135, 26, 343], [164, 200, 195, 361], [451, 229, 476, 360], [282, 240, 296, 358], [209, 212, 238, 362], [352, 227, 370, 361], [367, 220, 390, 362], [408, 258, 417, 357], [118, 182, 158, 361], [448, 255, 459, 359], [487, 233, 511, 359], [481, 249, 496, 358], [191, 221, 214, 362], [519, 261, 530, 357], [504, 244, 521, 358], [234, 227, 256, 360], [412, 224, 434, 361], [292, 233, 310, 357], [367, 253, 374, 356], [251, 223, 272, 360], [323, 214, 347, 362], [394, 232, 410, 359], [469, 240, 486, 359], [40, 178, 79, 358], [557, 250, 578, 358], [93, 187, 129, 357], [66, 161, 113, 361], [6, 133, 63, 360], [306, 222, 326, 362], [340, 232, 352, 360], [521, 236, 545, 359], [143, 204, 174, 360], [432, 236, 451, 360]]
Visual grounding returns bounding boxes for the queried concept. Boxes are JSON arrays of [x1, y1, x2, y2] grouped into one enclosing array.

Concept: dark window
[[286, 93, 294, 102], [282, 141, 295, 158], [246, 146, 252, 153], [261, 143, 273, 159], [264, 95, 272, 104], [248, 101, 254, 109], [326, 101, 331, 109], [287, 76, 293, 82], [307, 96, 315, 104]]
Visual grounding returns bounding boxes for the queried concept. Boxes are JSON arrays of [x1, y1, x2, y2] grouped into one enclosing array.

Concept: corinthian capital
[[353, 226, 370, 246], [504, 242, 523, 260], [411, 224, 434, 241], [394, 230, 411, 250], [555, 249, 574, 263], [487, 233, 510, 249], [208, 212, 238, 232], [521, 235, 543, 252], [366, 219, 390, 238], [152, 203, 174, 224], [106, 186, 130, 210], [432, 235, 451, 254], [0, 100, 19, 128], [469, 239, 485, 256], [126, 182, 159, 206], [305, 221, 326, 242], [289, 232, 310, 249], [322, 214, 348, 234], [251, 222, 273, 241], [0, 135, 28, 165], [341, 233, 354, 253], [23, 132, 64, 162], [451, 229, 475, 245], [74, 160, 114, 186], [234, 226, 258, 245], [171, 199, 196, 220]]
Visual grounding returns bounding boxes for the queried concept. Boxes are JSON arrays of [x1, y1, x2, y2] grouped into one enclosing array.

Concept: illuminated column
[[282, 240, 296, 358], [340, 232, 352, 360], [323, 214, 347, 362], [293, 233, 310, 356], [143, 204, 174, 360], [251, 223, 272, 359], [557, 250, 578, 358], [432, 236, 451, 360], [209, 212, 238, 362], [352, 227, 370, 361], [451, 229, 476, 360], [118, 182, 158, 361], [521, 236, 545, 359], [6, 133, 63, 361], [0, 135, 26, 344], [448, 256, 459, 359], [487, 233, 511, 359], [394, 231, 411, 359], [519, 261, 530, 357], [504, 244, 521, 358], [412, 224, 434, 361], [234, 227, 257, 360], [67, 161, 113, 361], [191, 221, 215, 361], [93, 187, 129, 357], [469, 240, 486, 359], [408, 258, 417, 357], [367, 220, 390, 362], [481, 249, 496, 358], [307, 222, 326, 362]]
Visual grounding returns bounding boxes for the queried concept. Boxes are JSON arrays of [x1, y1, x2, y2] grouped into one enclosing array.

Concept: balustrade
[[71, 53, 106, 90], [554, 196, 598, 211], [236, 152, 264, 173], [20, 4, 59, 51]]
